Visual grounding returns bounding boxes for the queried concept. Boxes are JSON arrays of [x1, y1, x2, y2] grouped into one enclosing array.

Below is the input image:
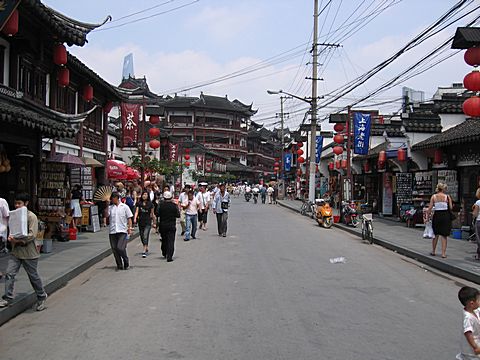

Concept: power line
[[109, 0, 178, 23]]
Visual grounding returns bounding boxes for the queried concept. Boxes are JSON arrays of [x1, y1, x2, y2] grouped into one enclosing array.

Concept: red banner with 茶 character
[[121, 103, 140, 147]]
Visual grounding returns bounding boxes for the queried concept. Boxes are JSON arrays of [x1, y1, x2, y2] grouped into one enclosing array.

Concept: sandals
[[430, 252, 436, 256]]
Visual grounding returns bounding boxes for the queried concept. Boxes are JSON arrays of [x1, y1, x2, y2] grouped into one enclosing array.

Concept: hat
[[163, 191, 173, 200], [199, 182, 208, 186]]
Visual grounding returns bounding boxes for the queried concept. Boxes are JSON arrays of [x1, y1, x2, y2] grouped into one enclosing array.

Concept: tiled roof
[[452, 27, 480, 49], [412, 118, 480, 150], [0, 95, 75, 138], [21, 0, 111, 46]]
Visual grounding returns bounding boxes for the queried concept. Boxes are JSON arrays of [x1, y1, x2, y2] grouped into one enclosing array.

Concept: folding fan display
[[93, 186, 114, 202]]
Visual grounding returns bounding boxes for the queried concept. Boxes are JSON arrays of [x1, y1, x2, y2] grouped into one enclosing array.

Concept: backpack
[[125, 196, 134, 207]]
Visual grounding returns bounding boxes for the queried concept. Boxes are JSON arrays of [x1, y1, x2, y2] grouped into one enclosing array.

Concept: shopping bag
[[423, 222, 434, 239]]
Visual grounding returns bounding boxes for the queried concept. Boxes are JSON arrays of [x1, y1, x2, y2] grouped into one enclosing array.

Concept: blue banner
[[284, 153, 292, 172], [353, 112, 371, 155], [315, 136, 323, 164]]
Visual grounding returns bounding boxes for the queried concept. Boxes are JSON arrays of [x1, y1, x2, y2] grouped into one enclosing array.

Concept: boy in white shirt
[[182, 190, 203, 241], [458, 286, 480, 359]]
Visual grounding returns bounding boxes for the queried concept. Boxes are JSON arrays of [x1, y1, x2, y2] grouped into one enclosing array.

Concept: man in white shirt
[[182, 190, 203, 241], [267, 185, 274, 204], [212, 183, 231, 237], [108, 192, 133, 270], [196, 183, 211, 231], [0, 197, 9, 253], [178, 185, 191, 236]]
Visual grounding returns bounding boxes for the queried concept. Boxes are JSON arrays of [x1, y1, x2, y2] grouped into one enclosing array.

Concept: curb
[[0, 232, 140, 327], [277, 201, 480, 285]]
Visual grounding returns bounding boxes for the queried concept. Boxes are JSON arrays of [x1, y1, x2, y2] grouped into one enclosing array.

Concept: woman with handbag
[[473, 188, 480, 260], [427, 183, 453, 258]]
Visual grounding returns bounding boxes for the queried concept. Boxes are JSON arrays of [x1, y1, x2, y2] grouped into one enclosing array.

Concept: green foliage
[[129, 156, 181, 176]]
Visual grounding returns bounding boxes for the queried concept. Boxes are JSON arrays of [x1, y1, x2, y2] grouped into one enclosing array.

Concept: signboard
[[205, 159, 213, 172], [169, 143, 178, 163], [315, 136, 323, 164], [437, 170, 458, 202], [382, 172, 393, 215], [195, 155, 204, 171], [121, 103, 140, 147], [284, 153, 292, 172], [353, 112, 371, 155]]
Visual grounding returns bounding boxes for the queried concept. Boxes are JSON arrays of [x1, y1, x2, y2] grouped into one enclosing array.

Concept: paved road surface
[[0, 199, 470, 360]]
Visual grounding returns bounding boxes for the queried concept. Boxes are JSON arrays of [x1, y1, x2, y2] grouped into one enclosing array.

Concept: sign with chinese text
[[353, 112, 371, 155], [195, 155, 204, 171], [121, 103, 140, 147], [284, 153, 292, 172], [315, 136, 323, 164], [205, 160, 213, 172], [168, 143, 178, 163]]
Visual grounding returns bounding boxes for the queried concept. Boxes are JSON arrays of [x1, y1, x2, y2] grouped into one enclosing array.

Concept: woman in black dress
[[427, 183, 453, 258], [133, 190, 154, 258]]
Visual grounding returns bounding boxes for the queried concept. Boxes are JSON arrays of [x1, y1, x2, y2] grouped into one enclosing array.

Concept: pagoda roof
[[21, 0, 111, 46], [412, 118, 480, 150], [452, 27, 480, 49]]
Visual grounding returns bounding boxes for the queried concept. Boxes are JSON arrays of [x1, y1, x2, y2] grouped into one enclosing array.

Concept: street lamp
[[267, 89, 323, 202]]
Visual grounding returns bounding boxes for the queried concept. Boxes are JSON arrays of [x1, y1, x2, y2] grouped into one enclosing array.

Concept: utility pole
[[278, 96, 290, 199], [308, 0, 319, 203]]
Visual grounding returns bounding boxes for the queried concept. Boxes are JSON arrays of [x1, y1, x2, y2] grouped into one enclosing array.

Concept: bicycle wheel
[[361, 222, 366, 240], [367, 223, 374, 244], [300, 204, 306, 216]]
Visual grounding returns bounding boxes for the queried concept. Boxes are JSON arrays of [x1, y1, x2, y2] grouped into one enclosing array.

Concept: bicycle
[[361, 213, 374, 244], [300, 200, 316, 218]]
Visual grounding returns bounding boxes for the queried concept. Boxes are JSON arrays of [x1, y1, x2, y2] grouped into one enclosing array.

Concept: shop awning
[[107, 160, 127, 180], [81, 157, 104, 168], [412, 118, 480, 150]]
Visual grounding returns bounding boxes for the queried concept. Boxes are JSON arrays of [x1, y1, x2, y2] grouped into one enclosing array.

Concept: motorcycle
[[253, 192, 259, 204], [315, 199, 333, 228], [245, 192, 252, 202], [342, 200, 358, 227]]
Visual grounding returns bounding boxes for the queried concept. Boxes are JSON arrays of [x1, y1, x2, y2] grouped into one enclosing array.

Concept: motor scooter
[[245, 192, 252, 202], [342, 200, 358, 227], [315, 199, 333, 228]]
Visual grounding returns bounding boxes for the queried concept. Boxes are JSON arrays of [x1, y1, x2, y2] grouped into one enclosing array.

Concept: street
[[0, 199, 467, 360]]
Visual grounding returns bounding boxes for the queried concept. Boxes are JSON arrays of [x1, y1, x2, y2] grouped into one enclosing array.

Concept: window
[[18, 58, 47, 104], [55, 85, 75, 114]]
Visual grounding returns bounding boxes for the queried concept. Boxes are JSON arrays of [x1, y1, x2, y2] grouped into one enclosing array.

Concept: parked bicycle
[[361, 213, 374, 244], [300, 200, 316, 219]]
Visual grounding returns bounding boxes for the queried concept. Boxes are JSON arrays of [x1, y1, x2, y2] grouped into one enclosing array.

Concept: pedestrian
[[473, 188, 480, 260], [0, 197, 9, 254], [427, 182, 452, 258], [182, 190, 202, 241], [260, 185, 267, 204], [213, 183, 231, 237], [70, 184, 83, 228], [178, 185, 191, 236], [134, 190, 155, 258], [267, 185, 274, 204], [457, 286, 480, 359], [197, 182, 210, 230], [108, 192, 133, 270], [125, 189, 136, 215], [273, 184, 278, 204], [116, 182, 127, 200], [0, 193, 47, 311], [157, 191, 180, 262]]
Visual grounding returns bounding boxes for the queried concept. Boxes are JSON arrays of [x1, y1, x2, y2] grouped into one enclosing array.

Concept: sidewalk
[[278, 199, 480, 284], [0, 228, 138, 326]]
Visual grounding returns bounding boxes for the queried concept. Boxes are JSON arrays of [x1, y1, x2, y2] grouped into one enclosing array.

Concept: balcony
[[204, 143, 247, 152]]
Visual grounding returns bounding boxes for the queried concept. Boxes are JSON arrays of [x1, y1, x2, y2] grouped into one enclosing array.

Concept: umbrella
[[126, 167, 140, 180], [82, 157, 104, 168], [107, 159, 127, 180], [47, 153, 84, 167]]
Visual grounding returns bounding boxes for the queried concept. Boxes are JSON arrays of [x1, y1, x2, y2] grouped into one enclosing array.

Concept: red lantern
[[274, 166, 280, 172], [298, 157, 305, 164], [185, 161, 191, 167], [334, 134, 344, 144], [363, 162, 370, 173], [465, 47, 480, 67], [297, 142, 303, 148], [103, 101, 113, 114], [463, 96, 480, 117], [83, 84, 93, 102], [297, 169, 302, 176], [335, 160, 341, 169], [53, 43, 67, 66], [434, 149, 442, 164], [328, 162, 334, 171], [149, 139, 160, 149], [2, 9, 18, 36], [274, 162, 280, 167], [341, 159, 347, 169], [184, 154, 191, 160], [148, 127, 160, 138], [377, 160, 385, 169], [57, 67, 69, 87], [378, 150, 387, 162], [334, 123, 344, 132], [397, 148, 407, 162], [149, 115, 160, 125], [464, 71, 480, 92], [185, 148, 191, 154], [333, 146, 343, 155], [296, 149, 304, 156]]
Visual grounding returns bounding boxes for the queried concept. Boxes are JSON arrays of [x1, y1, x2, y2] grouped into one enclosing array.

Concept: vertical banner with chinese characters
[[353, 112, 371, 155], [168, 143, 178, 163], [195, 155, 204, 171], [121, 103, 140, 147], [284, 153, 292, 172], [315, 136, 323, 164], [205, 160, 213, 172]]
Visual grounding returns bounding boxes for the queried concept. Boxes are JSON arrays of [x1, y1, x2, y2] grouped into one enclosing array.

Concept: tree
[[129, 156, 181, 177]]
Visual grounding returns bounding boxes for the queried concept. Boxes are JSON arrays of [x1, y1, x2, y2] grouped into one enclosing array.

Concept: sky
[[44, 0, 478, 130]]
